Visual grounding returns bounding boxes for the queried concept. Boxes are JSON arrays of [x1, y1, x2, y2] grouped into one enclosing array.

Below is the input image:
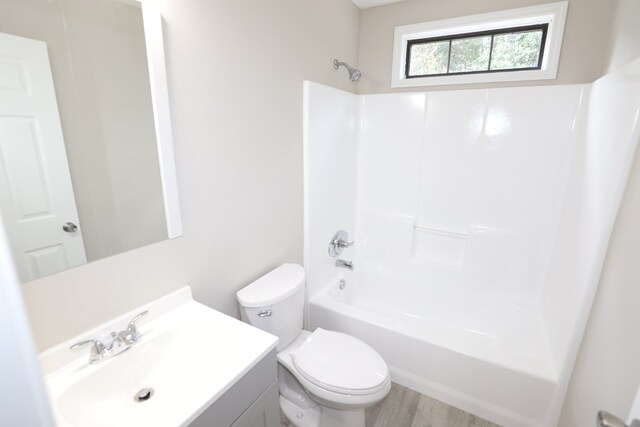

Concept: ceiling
[[350, 0, 408, 9]]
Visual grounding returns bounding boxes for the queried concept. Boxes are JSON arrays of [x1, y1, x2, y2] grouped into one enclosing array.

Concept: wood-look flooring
[[365, 383, 502, 427], [280, 382, 502, 427]]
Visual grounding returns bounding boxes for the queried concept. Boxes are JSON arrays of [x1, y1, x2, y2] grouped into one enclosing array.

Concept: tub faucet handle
[[336, 239, 354, 248], [329, 230, 354, 257]]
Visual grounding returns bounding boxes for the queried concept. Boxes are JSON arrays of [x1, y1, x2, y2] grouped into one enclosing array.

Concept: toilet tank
[[236, 264, 305, 351]]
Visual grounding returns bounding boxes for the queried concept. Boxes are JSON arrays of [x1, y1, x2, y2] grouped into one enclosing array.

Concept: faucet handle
[[126, 310, 149, 337], [336, 239, 354, 248], [70, 339, 109, 362], [329, 230, 354, 257]]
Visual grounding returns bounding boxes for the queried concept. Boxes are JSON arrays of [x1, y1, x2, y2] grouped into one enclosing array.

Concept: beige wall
[[0, 0, 167, 263], [20, 0, 360, 351], [559, 0, 640, 425], [357, 0, 618, 94]]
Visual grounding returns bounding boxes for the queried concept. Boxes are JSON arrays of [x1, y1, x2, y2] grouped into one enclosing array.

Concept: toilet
[[236, 263, 391, 427]]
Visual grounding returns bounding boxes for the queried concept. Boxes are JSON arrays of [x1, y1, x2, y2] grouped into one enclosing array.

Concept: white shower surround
[[303, 59, 640, 427]]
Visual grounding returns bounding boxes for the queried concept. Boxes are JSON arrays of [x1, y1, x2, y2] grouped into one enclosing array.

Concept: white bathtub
[[308, 271, 558, 427]]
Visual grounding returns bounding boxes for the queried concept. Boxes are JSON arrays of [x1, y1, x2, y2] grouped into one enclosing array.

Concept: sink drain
[[134, 388, 154, 402]]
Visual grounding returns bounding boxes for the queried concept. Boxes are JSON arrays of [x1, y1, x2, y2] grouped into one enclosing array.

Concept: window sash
[[404, 24, 549, 79]]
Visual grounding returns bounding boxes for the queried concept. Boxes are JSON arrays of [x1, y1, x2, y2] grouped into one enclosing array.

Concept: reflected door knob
[[598, 411, 640, 427], [62, 222, 78, 232]]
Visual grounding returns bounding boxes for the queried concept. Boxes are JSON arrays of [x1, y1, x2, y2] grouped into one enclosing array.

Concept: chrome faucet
[[69, 338, 110, 364], [598, 410, 640, 427], [70, 311, 148, 364], [335, 259, 354, 270], [117, 311, 148, 345]]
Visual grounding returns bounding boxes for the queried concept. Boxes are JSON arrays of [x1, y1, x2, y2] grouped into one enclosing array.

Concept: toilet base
[[280, 395, 365, 427]]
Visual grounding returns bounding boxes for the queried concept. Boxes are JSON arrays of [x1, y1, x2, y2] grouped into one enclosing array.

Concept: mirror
[[0, 0, 181, 283]]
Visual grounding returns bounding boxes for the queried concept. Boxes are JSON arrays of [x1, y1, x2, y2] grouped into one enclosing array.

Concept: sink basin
[[40, 287, 278, 427]]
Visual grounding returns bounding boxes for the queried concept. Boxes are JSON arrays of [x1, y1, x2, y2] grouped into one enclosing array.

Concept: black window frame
[[404, 23, 549, 79]]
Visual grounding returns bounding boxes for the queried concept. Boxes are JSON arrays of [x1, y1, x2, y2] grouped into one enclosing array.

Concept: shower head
[[334, 59, 362, 82]]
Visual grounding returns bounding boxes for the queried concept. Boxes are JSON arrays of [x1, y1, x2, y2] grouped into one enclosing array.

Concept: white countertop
[[39, 287, 279, 427]]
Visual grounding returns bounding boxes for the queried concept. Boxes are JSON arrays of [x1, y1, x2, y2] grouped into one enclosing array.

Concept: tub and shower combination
[[303, 59, 640, 427]]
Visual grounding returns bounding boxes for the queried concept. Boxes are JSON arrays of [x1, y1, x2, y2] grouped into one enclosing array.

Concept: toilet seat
[[277, 329, 392, 411], [292, 328, 388, 395]]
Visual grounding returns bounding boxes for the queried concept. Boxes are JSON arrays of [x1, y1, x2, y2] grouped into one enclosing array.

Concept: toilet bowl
[[236, 264, 391, 427]]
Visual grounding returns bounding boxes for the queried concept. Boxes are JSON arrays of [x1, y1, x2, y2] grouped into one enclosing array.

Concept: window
[[391, 2, 568, 87], [406, 24, 548, 78]]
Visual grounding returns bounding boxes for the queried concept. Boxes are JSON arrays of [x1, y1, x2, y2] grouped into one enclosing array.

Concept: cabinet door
[[189, 350, 277, 427], [232, 381, 279, 427]]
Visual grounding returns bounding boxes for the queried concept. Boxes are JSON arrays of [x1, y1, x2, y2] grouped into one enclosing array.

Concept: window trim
[[391, 2, 568, 88]]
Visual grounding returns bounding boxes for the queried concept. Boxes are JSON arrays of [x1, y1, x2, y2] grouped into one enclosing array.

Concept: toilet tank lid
[[236, 263, 305, 308]]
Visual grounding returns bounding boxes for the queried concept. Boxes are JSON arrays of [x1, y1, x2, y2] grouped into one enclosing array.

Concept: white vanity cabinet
[[190, 350, 280, 427], [40, 287, 280, 427]]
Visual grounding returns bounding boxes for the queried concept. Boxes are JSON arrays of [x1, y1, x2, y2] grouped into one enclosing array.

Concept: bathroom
[[1, 0, 639, 426]]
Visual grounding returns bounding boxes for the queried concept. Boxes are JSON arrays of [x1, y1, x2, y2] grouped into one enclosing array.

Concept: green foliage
[[409, 41, 449, 75], [450, 36, 491, 73], [408, 29, 544, 77], [490, 31, 543, 70]]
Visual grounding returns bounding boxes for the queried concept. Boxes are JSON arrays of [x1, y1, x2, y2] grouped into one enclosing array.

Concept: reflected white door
[[0, 32, 86, 282]]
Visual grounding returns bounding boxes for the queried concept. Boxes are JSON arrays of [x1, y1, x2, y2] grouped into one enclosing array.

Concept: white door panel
[[0, 32, 86, 282]]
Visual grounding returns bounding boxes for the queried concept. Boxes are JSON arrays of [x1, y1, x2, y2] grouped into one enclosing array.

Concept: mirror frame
[[140, 0, 183, 238]]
